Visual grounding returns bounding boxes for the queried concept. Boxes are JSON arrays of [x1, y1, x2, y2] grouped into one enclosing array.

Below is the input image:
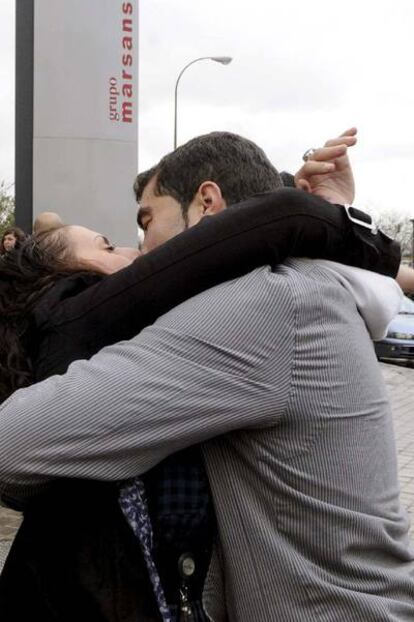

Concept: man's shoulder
[[157, 266, 296, 320], [155, 261, 343, 327], [152, 266, 300, 359], [151, 261, 366, 360]]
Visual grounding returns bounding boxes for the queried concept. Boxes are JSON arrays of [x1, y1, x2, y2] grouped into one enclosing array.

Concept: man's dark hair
[[134, 132, 283, 215]]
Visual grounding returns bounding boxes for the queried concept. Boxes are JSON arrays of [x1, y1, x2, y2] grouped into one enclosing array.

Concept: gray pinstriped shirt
[[1, 260, 414, 620]]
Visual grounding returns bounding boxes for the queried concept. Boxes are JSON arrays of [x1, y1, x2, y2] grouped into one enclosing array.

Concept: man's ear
[[197, 181, 226, 216]]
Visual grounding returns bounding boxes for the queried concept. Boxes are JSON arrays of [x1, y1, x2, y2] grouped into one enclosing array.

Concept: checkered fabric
[[120, 448, 211, 621], [144, 449, 212, 549]]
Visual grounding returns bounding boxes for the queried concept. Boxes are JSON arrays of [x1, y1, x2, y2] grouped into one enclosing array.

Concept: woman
[[0, 189, 401, 621], [0, 226, 26, 255]]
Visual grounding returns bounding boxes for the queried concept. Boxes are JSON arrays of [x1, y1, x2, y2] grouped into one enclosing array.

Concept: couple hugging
[[0, 128, 413, 621]]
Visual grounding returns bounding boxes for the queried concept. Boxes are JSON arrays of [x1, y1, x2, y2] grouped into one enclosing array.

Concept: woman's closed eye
[[98, 235, 115, 251]]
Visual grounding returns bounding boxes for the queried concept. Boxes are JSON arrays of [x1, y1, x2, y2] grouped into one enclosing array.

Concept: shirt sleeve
[[0, 267, 296, 507]]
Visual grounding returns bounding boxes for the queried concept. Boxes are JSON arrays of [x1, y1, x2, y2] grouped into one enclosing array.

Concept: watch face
[[344, 205, 375, 231]]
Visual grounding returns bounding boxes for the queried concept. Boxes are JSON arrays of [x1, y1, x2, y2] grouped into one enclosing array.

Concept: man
[[135, 131, 355, 253], [0, 130, 413, 620]]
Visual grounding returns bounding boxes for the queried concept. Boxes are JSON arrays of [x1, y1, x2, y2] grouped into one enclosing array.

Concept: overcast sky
[[1, 0, 414, 218]]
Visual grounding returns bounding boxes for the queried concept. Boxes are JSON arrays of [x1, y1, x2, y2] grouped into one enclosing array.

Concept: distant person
[[0, 227, 26, 255], [33, 212, 64, 235]]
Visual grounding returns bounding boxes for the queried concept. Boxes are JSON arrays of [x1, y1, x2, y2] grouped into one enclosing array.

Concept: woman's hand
[[294, 127, 357, 205]]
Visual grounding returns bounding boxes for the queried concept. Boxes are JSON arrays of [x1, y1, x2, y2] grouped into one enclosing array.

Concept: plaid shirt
[[120, 447, 212, 621]]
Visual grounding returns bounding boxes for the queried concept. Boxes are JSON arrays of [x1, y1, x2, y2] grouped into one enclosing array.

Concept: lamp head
[[211, 56, 233, 65]]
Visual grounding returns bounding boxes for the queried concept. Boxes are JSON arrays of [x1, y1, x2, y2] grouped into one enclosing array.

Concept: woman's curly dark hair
[[0, 227, 81, 403]]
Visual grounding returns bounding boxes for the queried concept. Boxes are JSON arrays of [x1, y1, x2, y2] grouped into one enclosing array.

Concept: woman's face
[[65, 226, 140, 274], [3, 233, 17, 252]]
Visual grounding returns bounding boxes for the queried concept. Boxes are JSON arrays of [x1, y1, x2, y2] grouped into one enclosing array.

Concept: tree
[[0, 181, 15, 238], [370, 209, 413, 259]]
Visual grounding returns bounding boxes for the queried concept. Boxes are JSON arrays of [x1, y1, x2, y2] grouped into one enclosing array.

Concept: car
[[375, 295, 414, 361]]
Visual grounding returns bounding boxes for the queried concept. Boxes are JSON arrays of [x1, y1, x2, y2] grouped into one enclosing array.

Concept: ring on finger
[[302, 148, 317, 162]]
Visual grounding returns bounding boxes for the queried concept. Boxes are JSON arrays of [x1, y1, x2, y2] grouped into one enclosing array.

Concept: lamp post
[[410, 218, 414, 268], [174, 56, 232, 149]]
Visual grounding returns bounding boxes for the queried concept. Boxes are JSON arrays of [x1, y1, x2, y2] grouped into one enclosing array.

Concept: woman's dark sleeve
[[42, 187, 400, 351]]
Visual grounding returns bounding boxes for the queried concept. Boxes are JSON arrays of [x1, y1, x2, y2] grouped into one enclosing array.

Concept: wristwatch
[[343, 204, 376, 232]]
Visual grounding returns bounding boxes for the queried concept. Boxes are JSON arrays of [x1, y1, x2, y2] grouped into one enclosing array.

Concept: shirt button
[[178, 553, 196, 578]]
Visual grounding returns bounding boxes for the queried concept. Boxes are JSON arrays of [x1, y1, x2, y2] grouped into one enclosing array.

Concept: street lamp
[[174, 56, 233, 149], [410, 218, 414, 268]]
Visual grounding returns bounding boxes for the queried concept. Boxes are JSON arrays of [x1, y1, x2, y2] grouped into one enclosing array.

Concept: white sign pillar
[[16, 0, 139, 245]]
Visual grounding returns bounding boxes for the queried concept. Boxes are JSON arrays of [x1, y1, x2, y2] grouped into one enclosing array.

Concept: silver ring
[[302, 148, 317, 162]]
